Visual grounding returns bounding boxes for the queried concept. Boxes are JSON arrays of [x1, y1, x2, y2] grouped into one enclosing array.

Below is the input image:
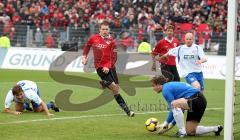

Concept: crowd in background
[[0, 0, 239, 54]]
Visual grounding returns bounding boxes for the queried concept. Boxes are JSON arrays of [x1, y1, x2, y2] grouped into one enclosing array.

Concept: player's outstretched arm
[[3, 108, 22, 115], [156, 53, 169, 62], [156, 122, 174, 134], [40, 102, 54, 117], [196, 57, 207, 64]]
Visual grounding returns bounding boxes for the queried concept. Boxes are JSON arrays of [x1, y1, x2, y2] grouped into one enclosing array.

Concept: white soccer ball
[[145, 117, 159, 132]]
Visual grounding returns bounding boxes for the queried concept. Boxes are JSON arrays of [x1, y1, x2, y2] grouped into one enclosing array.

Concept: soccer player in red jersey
[[151, 25, 180, 82], [82, 20, 134, 117]]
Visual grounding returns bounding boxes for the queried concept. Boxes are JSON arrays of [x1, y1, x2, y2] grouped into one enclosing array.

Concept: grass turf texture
[[0, 69, 234, 140]]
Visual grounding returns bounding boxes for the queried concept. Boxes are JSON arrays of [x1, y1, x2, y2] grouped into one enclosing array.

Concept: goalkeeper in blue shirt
[[151, 75, 223, 137]]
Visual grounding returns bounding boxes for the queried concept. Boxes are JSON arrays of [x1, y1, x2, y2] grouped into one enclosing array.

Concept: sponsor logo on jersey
[[184, 55, 194, 59], [96, 44, 107, 49]]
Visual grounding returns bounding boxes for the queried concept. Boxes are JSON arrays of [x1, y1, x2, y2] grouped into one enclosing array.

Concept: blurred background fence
[[1, 23, 238, 56], [0, 0, 239, 56]]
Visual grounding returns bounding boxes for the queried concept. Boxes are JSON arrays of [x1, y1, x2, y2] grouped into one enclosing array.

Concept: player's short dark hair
[[151, 75, 168, 85], [12, 85, 23, 95], [100, 20, 110, 27]]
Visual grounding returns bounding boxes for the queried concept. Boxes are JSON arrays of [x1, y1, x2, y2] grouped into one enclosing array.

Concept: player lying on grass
[[151, 75, 223, 137], [4, 80, 59, 117]]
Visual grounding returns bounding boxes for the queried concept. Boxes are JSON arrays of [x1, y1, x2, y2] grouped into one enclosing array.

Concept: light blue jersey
[[168, 44, 206, 77], [162, 82, 200, 123]]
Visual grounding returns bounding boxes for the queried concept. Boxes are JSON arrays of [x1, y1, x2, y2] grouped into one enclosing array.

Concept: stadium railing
[[0, 24, 239, 55]]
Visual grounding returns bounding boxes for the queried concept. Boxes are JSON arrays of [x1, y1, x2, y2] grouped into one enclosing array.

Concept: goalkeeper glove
[[156, 122, 174, 134]]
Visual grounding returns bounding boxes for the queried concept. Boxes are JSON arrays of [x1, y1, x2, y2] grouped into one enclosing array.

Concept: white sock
[[172, 108, 186, 134], [196, 126, 218, 135]]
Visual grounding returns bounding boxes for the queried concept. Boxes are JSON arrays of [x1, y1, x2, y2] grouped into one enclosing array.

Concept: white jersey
[[168, 44, 206, 77], [4, 80, 42, 108]]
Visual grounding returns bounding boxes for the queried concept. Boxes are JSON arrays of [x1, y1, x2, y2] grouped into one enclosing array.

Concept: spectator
[[9, 27, 16, 46], [45, 31, 54, 48], [153, 23, 164, 41], [119, 31, 134, 52], [0, 0, 233, 49], [137, 38, 151, 53], [35, 27, 43, 47], [136, 23, 145, 43], [0, 33, 11, 48]]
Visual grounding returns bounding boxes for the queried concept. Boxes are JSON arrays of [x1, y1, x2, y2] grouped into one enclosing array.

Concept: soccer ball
[[145, 117, 159, 132]]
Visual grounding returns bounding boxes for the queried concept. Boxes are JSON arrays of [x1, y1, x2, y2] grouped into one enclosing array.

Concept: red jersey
[[152, 37, 179, 66], [83, 34, 117, 69]]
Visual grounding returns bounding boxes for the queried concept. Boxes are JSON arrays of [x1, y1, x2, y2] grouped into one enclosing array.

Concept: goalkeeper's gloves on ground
[[156, 121, 174, 134]]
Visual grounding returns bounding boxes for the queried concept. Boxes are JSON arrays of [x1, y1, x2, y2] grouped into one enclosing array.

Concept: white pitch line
[[0, 107, 223, 125]]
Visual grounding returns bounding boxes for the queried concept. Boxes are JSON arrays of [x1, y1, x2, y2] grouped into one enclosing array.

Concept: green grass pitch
[[0, 69, 235, 140]]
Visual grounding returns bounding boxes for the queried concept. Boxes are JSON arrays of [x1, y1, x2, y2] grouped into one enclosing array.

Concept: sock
[[47, 101, 54, 109], [172, 108, 186, 134], [196, 126, 218, 135], [114, 94, 130, 114], [171, 120, 176, 126], [171, 110, 184, 126]]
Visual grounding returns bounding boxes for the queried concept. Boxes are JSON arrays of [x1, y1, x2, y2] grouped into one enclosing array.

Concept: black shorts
[[160, 63, 180, 81], [186, 93, 207, 122], [96, 67, 119, 87]]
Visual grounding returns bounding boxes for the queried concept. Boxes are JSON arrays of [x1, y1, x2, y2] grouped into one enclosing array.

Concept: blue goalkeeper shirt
[[162, 82, 200, 123]]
